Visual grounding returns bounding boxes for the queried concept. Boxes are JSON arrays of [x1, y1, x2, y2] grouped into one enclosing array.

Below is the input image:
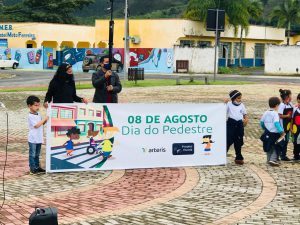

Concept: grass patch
[[0, 79, 253, 92], [218, 66, 263, 75]]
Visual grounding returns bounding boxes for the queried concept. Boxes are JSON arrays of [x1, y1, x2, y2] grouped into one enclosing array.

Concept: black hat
[[66, 127, 81, 136], [229, 90, 241, 100]]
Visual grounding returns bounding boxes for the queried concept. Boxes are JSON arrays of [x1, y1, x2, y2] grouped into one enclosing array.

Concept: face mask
[[103, 63, 111, 70], [233, 101, 241, 106]]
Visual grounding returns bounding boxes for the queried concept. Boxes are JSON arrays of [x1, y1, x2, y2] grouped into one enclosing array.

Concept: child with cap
[[226, 90, 248, 165]]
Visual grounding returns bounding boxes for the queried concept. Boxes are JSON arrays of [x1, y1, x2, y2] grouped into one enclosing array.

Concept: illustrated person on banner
[[63, 127, 81, 156], [43, 63, 88, 108], [202, 135, 214, 153], [100, 127, 120, 160], [92, 55, 122, 103]]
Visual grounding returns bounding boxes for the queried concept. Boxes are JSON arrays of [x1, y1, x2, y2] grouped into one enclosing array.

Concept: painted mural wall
[[131, 48, 173, 74], [57, 48, 173, 74], [0, 47, 54, 70], [59, 48, 124, 72]]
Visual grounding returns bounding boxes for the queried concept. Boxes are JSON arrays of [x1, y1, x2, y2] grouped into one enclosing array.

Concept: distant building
[[0, 22, 94, 49], [0, 19, 290, 70], [95, 19, 286, 61]]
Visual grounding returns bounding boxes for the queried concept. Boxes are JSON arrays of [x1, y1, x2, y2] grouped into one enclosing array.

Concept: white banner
[[46, 103, 226, 172]]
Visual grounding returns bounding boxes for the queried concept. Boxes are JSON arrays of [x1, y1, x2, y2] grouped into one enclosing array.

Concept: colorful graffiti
[[43, 48, 54, 69], [57, 48, 173, 74], [132, 48, 173, 73], [0, 47, 54, 69], [59, 48, 124, 72]]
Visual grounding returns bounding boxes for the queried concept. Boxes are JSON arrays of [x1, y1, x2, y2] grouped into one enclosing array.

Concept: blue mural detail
[[138, 48, 173, 73], [0, 47, 54, 70], [58, 48, 123, 72], [43, 48, 54, 69]]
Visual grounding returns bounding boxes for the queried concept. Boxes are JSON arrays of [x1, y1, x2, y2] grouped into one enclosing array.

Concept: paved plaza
[[0, 83, 299, 225]]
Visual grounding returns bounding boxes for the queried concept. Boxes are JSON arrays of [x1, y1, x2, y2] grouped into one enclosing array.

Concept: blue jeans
[[28, 142, 41, 171]]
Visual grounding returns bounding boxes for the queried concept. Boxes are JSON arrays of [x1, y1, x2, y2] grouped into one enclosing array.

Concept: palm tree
[[184, 0, 262, 67], [271, 0, 300, 45], [237, 0, 263, 67]]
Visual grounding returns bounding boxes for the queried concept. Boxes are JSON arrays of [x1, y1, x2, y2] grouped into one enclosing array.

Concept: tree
[[237, 0, 263, 67], [184, 0, 262, 67], [3, 0, 95, 24], [271, 0, 300, 45]]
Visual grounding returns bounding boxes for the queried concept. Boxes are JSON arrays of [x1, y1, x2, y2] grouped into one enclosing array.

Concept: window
[[27, 44, 33, 48], [88, 123, 94, 132], [60, 109, 73, 119], [180, 40, 193, 47], [96, 111, 102, 117], [78, 124, 85, 133], [233, 43, 245, 58], [96, 124, 102, 132], [89, 110, 94, 117], [79, 108, 86, 116], [57, 127, 71, 136], [255, 43, 265, 59], [219, 42, 232, 58], [51, 128, 55, 137], [51, 108, 58, 118], [197, 41, 211, 48]]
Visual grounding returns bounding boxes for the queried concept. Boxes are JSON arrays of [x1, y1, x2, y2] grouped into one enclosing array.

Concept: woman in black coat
[[44, 63, 88, 108]]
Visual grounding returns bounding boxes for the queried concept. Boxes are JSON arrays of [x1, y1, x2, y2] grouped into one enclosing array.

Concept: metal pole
[[109, 0, 114, 68], [213, 9, 219, 82], [124, 0, 129, 80]]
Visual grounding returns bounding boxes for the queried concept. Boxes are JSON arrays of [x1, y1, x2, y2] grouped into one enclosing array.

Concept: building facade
[[95, 19, 286, 61], [0, 22, 95, 49]]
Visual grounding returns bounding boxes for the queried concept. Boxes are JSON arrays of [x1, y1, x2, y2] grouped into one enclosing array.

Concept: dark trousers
[[227, 118, 244, 160], [293, 143, 300, 160]]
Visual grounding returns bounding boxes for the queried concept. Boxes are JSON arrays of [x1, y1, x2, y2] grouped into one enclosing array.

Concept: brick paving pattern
[[0, 84, 299, 225]]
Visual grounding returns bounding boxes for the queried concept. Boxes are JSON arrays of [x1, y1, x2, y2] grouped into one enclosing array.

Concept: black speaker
[[29, 207, 58, 225], [206, 9, 225, 32]]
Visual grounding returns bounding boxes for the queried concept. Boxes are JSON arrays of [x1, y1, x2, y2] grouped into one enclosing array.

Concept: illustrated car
[[82, 54, 123, 73], [0, 55, 19, 69]]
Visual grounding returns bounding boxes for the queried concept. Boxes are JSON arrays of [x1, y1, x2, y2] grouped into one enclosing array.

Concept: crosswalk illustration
[[51, 143, 105, 169]]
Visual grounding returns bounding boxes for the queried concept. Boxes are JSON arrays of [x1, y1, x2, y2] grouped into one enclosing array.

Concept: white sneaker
[[269, 161, 280, 167]]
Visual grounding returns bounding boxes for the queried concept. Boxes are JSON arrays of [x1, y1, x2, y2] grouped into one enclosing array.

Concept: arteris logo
[[142, 147, 166, 153]]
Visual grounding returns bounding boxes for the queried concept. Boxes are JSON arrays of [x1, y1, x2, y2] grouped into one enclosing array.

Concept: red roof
[[51, 119, 76, 127]]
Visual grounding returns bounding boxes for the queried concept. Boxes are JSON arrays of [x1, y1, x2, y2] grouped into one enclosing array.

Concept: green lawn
[[0, 79, 253, 92]]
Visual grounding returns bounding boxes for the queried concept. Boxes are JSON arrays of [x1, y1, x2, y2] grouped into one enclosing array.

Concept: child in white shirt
[[278, 89, 293, 161], [260, 97, 285, 166], [226, 90, 248, 165], [27, 96, 48, 174]]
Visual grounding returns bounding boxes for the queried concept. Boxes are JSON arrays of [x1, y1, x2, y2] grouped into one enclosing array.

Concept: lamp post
[[108, 0, 114, 68], [124, 0, 129, 80]]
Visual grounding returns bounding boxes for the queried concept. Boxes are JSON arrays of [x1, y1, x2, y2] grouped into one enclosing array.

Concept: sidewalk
[[0, 82, 299, 225]]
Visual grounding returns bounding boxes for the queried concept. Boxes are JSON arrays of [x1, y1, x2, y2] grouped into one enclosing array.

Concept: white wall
[[173, 46, 215, 73], [265, 45, 300, 75]]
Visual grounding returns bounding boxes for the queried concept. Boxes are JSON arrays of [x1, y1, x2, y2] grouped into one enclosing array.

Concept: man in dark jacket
[[92, 56, 122, 103]]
